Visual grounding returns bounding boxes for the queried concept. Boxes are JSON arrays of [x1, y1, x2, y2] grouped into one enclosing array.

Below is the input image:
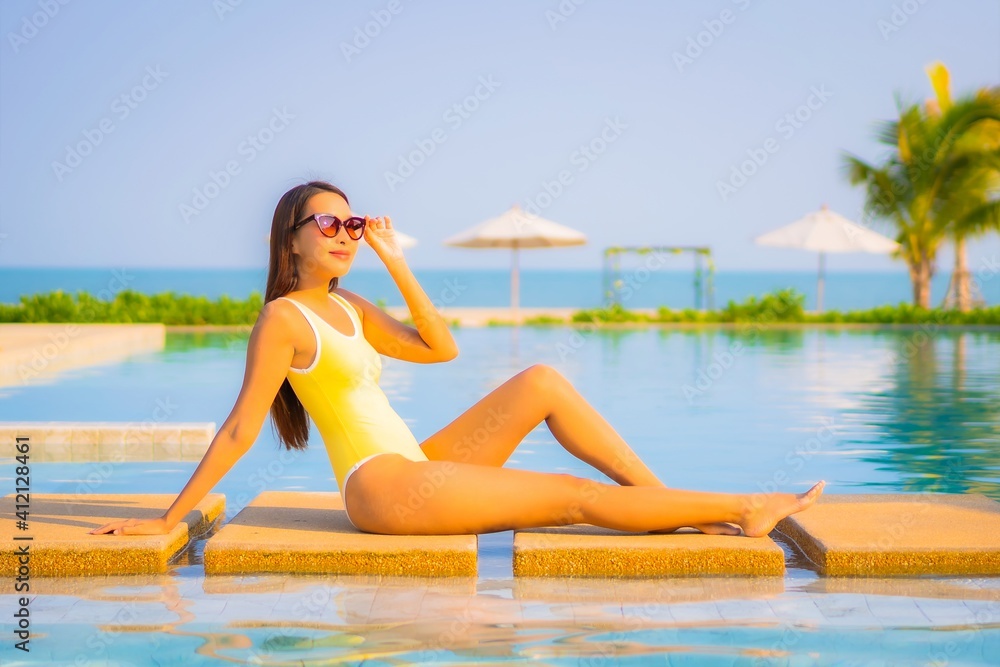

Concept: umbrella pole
[[511, 244, 519, 323], [817, 251, 825, 313]]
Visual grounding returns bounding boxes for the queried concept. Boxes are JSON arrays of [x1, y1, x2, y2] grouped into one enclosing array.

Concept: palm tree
[[925, 63, 1000, 311], [841, 66, 1000, 308], [940, 137, 1000, 310]]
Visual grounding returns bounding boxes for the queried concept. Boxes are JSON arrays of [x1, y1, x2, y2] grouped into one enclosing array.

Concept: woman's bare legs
[[420, 364, 654, 481], [347, 453, 826, 536], [418, 364, 738, 534]]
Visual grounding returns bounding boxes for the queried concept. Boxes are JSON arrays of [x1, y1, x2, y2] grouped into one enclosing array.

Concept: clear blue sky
[[1, 0, 997, 272]]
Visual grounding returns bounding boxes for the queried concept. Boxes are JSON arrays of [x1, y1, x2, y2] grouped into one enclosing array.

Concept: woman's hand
[[88, 516, 171, 536], [363, 215, 406, 265]]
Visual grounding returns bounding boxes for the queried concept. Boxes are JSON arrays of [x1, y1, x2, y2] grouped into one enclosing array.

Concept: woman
[[90, 180, 824, 538]]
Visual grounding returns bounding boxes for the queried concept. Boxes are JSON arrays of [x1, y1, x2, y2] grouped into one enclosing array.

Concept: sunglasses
[[292, 213, 367, 240]]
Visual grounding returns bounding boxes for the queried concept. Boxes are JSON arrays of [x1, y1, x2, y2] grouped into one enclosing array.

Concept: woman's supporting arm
[[161, 428, 250, 530], [90, 300, 298, 536], [163, 300, 297, 528]]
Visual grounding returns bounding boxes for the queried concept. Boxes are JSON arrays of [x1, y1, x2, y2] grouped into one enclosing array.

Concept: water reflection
[[852, 331, 1000, 498], [15, 572, 999, 665], [720, 325, 806, 353], [164, 330, 248, 352]]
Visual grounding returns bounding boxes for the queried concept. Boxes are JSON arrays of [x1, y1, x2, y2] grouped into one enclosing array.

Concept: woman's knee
[[520, 363, 567, 393]]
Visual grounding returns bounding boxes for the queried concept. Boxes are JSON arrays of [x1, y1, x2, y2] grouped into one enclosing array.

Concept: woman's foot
[[739, 480, 826, 537]]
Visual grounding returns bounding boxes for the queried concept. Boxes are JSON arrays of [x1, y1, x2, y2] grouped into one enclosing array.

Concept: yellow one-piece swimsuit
[[276, 291, 429, 528]]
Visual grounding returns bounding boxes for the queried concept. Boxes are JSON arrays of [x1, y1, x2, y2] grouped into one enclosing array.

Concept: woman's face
[[290, 191, 359, 278]]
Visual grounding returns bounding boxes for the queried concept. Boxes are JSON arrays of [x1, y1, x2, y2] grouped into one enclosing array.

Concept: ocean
[[1, 267, 996, 311]]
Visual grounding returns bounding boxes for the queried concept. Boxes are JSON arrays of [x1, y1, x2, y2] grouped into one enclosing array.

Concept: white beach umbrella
[[443, 204, 587, 317], [754, 204, 900, 312]]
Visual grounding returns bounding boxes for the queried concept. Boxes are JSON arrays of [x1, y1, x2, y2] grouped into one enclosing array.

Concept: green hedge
[[570, 288, 1000, 325], [2, 288, 998, 326], [0, 289, 263, 325]]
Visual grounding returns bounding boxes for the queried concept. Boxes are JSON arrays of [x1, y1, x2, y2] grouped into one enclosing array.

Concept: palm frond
[[947, 197, 1000, 239]]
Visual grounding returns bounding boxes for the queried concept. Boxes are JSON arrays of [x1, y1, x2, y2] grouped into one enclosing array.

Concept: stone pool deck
[[776, 493, 1000, 576], [202, 491, 478, 577], [0, 492, 224, 576], [5, 491, 1000, 578], [512, 524, 785, 577]]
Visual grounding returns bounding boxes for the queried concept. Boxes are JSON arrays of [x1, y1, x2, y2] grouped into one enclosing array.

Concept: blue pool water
[[2, 325, 999, 664], [4, 266, 999, 311]]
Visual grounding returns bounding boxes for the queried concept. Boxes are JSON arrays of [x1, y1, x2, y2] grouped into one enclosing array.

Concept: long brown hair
[[264, 180, 350, 452]]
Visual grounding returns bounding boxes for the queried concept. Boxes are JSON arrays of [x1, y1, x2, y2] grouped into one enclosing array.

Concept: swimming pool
[[2, 326, 999, 664]]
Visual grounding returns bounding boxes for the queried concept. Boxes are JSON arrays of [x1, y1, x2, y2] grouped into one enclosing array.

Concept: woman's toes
[[799, 481, 826, 506]]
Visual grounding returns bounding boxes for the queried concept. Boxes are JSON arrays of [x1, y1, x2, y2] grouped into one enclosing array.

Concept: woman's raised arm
[[89, 301, 297, 535]]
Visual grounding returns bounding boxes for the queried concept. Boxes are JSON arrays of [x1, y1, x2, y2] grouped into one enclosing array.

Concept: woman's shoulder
[[258, 296, 306, 331], [332, 288, 365, 323]]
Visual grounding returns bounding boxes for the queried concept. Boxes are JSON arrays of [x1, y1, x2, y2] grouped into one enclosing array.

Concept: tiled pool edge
[[0, 421, 216, 461]]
